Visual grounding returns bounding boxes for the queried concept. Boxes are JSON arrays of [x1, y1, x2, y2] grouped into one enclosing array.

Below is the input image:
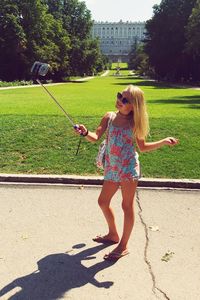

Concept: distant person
[[75, 85, 178, 261], [115, 67, 120, 75]]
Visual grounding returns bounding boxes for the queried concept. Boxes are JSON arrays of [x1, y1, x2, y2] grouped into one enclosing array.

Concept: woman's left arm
[[136, 137, 179, 152]]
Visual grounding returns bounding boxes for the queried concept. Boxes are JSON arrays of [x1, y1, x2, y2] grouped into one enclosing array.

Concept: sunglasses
[[117, 92, 130, 105]]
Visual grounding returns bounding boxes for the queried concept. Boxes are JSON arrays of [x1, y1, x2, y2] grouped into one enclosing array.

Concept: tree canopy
[[144, 0, 197, 81], [0, 0, 106, 81]]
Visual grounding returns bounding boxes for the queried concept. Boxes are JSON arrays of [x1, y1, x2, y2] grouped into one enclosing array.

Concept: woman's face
[[115, 91, 133, 114]]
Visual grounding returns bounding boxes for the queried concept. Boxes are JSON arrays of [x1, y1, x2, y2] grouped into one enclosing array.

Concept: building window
[[92, 21, 145, 57]]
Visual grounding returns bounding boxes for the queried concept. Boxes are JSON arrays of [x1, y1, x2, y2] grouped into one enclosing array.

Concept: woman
[[75, 85, 178, 261]]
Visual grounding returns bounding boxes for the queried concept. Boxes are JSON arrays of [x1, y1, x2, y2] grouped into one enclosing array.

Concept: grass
[[111, 62, 128, 70], [0, 80, 33, 87], [0, 71, 200, 179]]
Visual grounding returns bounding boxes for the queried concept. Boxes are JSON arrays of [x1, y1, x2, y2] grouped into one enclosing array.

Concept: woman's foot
[[104, 247, 129, 262], [93, 233, 119, 245]]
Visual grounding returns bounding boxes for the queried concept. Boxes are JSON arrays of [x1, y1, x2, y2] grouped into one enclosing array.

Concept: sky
[[83, 0, 162, 22]]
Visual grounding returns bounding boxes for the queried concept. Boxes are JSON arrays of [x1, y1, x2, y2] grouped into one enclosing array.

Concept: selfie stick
[[31, 61, 82, 154]]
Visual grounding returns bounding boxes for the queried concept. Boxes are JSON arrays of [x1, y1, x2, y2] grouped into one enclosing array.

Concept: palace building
[[92, 20, 146, 62]]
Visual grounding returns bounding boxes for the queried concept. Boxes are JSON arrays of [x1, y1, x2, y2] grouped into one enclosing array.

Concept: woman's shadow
[[0, 243, 116, 300]]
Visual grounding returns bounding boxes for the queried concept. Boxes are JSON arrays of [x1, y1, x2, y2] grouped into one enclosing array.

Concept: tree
[[128, 43, 152, 76], [0, 0, 27, 81], [0, 0, 105, 80], [62, 0, 101, 75], [17, 0, 71, 80], [185, 0, 200, 80], [46, 0, 106, 76], [145, 0, 197, 81], [186, 0, 200, 55], [62, 0, 93, 40], [43, 0, 63, 20]]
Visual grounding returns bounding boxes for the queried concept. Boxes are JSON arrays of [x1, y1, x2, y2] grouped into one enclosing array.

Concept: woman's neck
[[118, 110, 133, 118]]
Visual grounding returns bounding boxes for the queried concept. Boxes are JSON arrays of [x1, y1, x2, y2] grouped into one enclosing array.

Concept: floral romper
[[104, 113, 140, 182]]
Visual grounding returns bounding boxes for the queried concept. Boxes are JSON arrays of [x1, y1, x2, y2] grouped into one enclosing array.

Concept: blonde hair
[[125, 85, 149, 139]]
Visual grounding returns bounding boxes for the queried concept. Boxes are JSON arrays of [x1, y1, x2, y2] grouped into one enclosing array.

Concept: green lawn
[[0, 71, 200, 179], [111, 62, 128, 70]]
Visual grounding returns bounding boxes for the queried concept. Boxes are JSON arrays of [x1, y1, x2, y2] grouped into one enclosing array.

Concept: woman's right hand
[[74, 124, 88, 136]]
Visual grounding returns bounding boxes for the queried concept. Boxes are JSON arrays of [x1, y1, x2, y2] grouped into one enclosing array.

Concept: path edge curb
[[0, 174, 199, 189]]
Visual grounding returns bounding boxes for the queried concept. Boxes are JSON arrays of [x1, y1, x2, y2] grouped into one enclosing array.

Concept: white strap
[[107, 112, 114, 128]]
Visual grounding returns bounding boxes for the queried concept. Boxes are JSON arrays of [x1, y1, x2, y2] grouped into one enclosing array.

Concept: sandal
[[104, 249, 129, 262], [93, 235, 119, 245]]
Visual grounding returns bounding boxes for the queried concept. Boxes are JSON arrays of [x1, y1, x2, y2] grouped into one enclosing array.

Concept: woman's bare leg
[[109, 180, 138, 254], [97, 180, 120, 242]]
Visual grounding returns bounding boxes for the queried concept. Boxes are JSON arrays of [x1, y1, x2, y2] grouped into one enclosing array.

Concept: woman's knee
[[98, 196, 109, 209], [121, 200, 134, 213]]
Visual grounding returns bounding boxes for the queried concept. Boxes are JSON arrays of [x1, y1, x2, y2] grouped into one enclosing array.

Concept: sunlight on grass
[[0, 71, 200, 178]]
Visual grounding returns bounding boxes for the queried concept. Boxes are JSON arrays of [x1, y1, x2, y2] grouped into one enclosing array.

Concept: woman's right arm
[[75, 112, 110, 143]]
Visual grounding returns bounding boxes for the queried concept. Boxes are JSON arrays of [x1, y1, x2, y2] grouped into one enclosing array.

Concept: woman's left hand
[[163, 137, 179, 146]]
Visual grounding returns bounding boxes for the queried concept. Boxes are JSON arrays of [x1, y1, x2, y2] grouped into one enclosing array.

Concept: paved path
[[101, 70, 110, 77], [0, 184, 199, 300]]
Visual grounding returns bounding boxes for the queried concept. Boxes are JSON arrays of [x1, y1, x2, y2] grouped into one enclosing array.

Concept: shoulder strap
[[107, 112, 115, 127]]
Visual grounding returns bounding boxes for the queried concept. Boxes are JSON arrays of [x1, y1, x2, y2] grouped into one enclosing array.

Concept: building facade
[[92, 20, 146, 62]]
